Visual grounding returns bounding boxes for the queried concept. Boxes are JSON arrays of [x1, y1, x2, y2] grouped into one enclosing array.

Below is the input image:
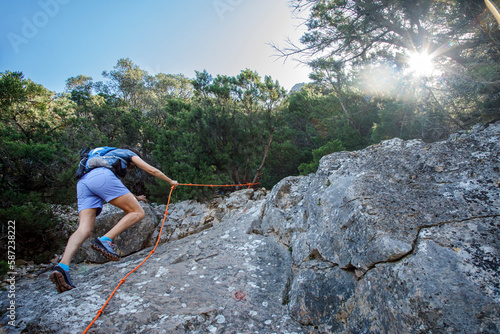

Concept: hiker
[[50, 147, 178, 293]]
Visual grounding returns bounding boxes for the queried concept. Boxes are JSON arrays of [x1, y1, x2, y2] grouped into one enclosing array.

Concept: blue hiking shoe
[[91, 237, 121, 261], [50, 265, 76, 293]]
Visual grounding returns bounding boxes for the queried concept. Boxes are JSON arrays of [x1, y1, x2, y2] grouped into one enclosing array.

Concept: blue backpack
[[75, 147, 128, 179]]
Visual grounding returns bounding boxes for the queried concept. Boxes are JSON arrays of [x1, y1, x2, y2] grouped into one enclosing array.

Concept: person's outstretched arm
[[131, 155, 179, 188]]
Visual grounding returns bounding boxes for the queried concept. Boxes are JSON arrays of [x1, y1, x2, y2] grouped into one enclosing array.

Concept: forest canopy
[[1, 0, 499, 262]]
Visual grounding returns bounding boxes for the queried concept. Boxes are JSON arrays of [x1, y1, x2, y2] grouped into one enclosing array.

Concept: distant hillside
[[290, 82, 306, 93]]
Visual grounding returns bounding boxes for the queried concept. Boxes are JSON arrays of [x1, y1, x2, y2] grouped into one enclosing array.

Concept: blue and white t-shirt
[[85, 147, 138, 177]]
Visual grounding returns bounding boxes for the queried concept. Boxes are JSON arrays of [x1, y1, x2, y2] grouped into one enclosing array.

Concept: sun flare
[[408, 52, 434, 77]]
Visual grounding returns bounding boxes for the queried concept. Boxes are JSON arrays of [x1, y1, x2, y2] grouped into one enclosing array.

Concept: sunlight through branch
[[407, 52, 434, 77]]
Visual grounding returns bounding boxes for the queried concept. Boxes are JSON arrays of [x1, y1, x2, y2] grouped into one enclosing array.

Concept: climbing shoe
[[50, 265, 76, 293], [91, 237, 121, 261]]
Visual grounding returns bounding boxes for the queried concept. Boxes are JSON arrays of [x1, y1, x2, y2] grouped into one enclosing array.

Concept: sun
[[407, 51, 434, 77]]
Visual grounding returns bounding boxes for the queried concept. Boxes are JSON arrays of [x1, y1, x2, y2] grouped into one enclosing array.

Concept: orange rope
[[82, 186, 174, 333], [179, 182, 259, 188], [82, 181, 259, 333]]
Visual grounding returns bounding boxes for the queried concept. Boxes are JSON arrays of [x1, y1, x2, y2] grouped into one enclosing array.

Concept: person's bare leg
[[60, 208, 97, 266], [104, 193, 145, 240], [51, 208, 97, 292]]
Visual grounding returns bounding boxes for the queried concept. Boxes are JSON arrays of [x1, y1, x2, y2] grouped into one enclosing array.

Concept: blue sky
[[0, 0, 311, 93]]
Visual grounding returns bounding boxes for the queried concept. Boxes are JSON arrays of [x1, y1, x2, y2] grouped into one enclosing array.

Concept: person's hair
[[121, 145, 142, 158]]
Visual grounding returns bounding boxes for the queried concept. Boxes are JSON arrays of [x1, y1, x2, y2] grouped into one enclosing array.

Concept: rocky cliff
[[1, 122, 499, 333]]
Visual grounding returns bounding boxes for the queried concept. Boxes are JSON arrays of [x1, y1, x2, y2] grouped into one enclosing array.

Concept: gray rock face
[[1, 122, 498, 333], [1, 189, 305, 333], [256, 122, 500, 333]]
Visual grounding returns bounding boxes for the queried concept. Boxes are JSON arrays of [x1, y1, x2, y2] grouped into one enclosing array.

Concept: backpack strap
[[91, 146, 117, 157]]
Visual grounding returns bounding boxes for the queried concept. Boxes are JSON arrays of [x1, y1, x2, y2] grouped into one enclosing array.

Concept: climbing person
[[50, 147, 178, 293]]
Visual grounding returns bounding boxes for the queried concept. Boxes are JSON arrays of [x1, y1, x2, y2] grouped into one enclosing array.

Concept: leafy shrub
[[299, 139, 345, 175], [0, 192, 63, 263]]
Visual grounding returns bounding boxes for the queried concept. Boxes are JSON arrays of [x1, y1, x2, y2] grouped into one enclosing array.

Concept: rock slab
[[1, 122, 499, 333], [255, 122, 500, 333], [1, 190, 305, 333]]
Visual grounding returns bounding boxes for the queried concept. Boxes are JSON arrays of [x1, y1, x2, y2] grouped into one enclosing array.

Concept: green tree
[[251, 75, 287, 184], [0, 71, 77, 262], [149, 99, 231, 202], [102, 58, 148, 110], [190, 69, 287, 186], [289, 0, 498, 67], [65, 75, 93, 106], [283, 0, 500, 139], [146, 73, 193, 100]]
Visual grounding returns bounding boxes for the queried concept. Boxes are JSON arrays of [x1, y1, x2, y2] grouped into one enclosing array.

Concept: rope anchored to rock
[[82, 182, 258, 334]]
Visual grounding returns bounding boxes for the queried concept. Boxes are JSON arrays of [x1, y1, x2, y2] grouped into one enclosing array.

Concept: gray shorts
[[77, 168, 130, 216]]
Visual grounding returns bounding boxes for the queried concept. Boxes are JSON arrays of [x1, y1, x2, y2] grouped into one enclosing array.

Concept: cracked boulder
[[256, 122, 500, 333]]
